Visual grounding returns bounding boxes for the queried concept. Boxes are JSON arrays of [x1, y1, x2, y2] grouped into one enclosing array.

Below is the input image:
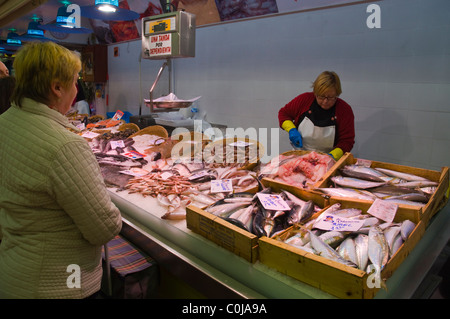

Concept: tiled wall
[[108, 0, 450, 171]]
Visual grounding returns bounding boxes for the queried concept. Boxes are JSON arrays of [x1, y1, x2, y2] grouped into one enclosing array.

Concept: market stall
[[77, 119, 450, 299]]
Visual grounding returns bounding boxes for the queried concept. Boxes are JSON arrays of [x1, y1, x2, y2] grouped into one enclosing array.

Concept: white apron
[[295, 104, 336, 153]]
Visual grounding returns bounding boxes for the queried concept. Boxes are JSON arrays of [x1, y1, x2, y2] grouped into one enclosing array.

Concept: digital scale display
[[144, 17, 176, 35]]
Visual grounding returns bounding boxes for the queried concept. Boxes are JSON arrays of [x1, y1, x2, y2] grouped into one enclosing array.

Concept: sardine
[[331, 176, 386, 189], [309, 231, 357, 267], [355, 234, 369, 270]]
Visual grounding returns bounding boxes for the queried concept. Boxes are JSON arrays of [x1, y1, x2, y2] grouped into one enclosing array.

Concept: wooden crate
[[185, 184, 328, 263], [258, 202, 427, 299], [315, 153, 449, 222], [186, 205, 259, 263]]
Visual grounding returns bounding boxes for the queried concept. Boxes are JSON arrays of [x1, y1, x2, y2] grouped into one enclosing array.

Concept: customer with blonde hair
[[278, 71, 355, 160], [0, 41, 121, 298]]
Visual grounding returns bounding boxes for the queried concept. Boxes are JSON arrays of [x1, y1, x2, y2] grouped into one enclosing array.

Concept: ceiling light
[[81, 0, 140, 21], [39, 1, 92, 34]]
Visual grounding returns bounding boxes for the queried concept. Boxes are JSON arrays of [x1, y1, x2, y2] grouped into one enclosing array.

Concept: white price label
[[256, 193, 291, 211], [81, 131, 99, 139], [110, 140, 125, 149], [367, 199, 397, 223], [211, 179, 233, 193], [314, 214, 365, 232]]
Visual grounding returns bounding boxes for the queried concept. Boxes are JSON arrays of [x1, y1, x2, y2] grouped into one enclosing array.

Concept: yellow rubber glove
[[329, 148, 344, 161], [281, 120, 296, 132]]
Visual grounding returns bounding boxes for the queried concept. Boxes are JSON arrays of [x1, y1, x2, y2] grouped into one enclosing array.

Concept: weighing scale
[[131, 8, 196, 129]]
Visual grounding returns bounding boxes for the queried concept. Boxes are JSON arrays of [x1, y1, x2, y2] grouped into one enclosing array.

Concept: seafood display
[[258, 151, 336, 188], [277, 202, 417, 288], [204, 188, 321, 238], [315, 164, 438, 207]]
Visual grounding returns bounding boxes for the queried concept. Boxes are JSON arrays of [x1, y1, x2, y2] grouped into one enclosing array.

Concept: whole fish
[[309, 231, 357, 267], [384, 226, 401, 253], [316, 187, 377, 201], [319, 231, 346, 248], [385, 193, 429, 203], [355, 234, 369, 270], [344, 165, 391, 180], [374, 167, 429, 182], [340, 168, 386, 182], [368, 226, 389, 290], [206, 202, 249, 217], [400, 220, 416, 240], [393, 180, 438, 188], [287, 200, 315, 225], [390, 234, 403, 257], [331, 176, 386, 189], [338, 237, 358, 266]]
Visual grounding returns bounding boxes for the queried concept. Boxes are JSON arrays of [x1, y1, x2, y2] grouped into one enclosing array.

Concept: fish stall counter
[[108, 186, 450, 299]]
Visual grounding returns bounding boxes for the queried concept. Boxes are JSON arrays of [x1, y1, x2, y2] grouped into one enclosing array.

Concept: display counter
[[108, 188, 450, 299]]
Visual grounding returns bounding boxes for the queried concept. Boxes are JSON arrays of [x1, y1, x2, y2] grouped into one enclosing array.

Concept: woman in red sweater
[[278, 71, 355, 160]]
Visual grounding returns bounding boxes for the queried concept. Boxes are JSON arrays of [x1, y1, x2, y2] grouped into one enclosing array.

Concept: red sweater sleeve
[[278, 92, 315, 128]]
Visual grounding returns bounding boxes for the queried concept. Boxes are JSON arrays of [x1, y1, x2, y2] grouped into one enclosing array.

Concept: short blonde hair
[[11, 41, 81, 107], [312, 71, 342, 96]]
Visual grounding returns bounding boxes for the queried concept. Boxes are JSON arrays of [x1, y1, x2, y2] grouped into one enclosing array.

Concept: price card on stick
[[211, 179, 233, 193], [367, 199, 398, 223]]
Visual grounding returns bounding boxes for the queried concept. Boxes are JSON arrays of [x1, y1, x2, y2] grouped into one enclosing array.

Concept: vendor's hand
[[289, 128, 302, 148]]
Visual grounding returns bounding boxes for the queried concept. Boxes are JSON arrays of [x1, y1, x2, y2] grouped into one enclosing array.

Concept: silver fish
[[316, 187, 377, 201], [319, 231, 346, 248], [355, 234, 369, 270], [340, 168, 387, 182], [384, 226, 401, 253], [393, 180, 438, 188], [374, 167, 429, 182], [309, 231, 357, 267], [287, 200, 315, 225], [331, 176, 386, 189], [390, 234, 403, 257], [206, 202, 249, 217], [400, 220, 416, 240], [338, 237, 358, 266], [368, 226, 389, 290]]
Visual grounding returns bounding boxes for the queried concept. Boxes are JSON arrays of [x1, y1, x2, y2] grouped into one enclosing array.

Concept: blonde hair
[[11, 41, 81, 107], [312, 71, 342, 96]]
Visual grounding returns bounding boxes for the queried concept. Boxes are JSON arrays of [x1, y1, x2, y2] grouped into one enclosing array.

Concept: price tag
[[123, 150, 146, 160], [76, 123, 85, 130], [110, 140, 125, 149], [81, 131, 100, 139], [211, 179, 233, 193], [314, 214, 365, 232], [256, 193, 291, 211], [111, 110, 124, 121], [367, 199, 397, 223]]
